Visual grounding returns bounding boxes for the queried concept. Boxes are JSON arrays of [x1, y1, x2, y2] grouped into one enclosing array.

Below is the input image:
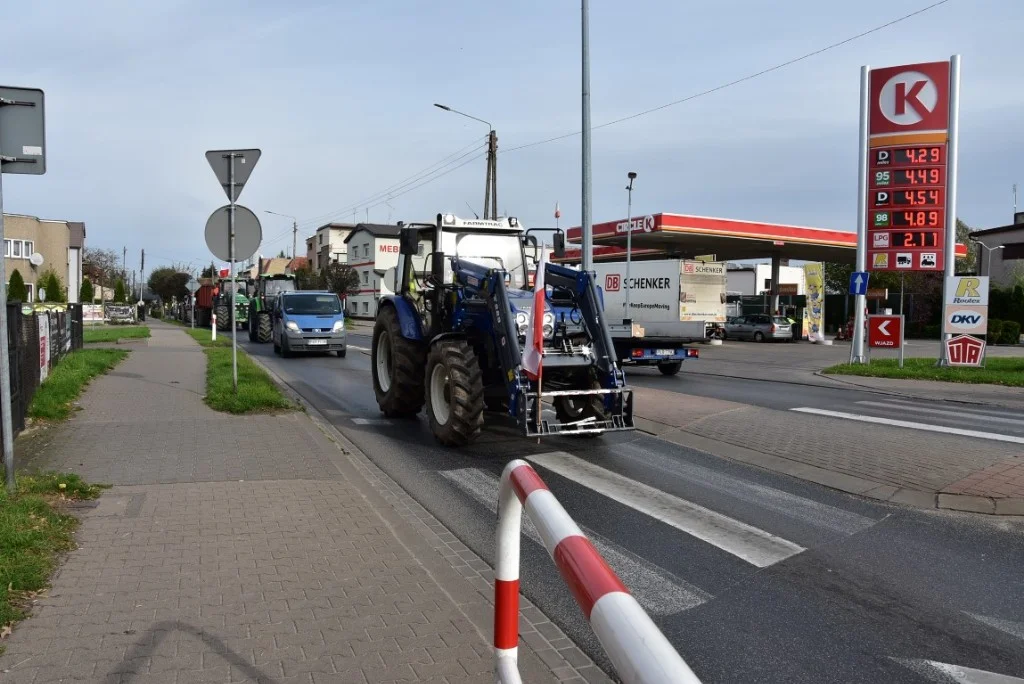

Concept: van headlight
[[543, 312, 555, 338], [286, 321, 300, 332], [515, 311, 528, 335], [332, 320, 345, 332]]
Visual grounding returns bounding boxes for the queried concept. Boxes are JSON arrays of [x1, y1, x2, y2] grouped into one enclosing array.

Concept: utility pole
[[140, 248, 145, 304], [122, 245, 127, 283], [433, 104, 496, 219], [581, 0, 593, 273], [624, 172, 637, 320]]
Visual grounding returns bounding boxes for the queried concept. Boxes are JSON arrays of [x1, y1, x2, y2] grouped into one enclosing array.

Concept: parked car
[[272, 290, 347, 358], [723, 314, 792, 342]]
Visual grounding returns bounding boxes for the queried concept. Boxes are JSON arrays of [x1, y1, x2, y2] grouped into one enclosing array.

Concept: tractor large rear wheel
[[371, 306, 426, 417], [215, 304, 230, 331], [257, 312, 273, 343], [425, 339, 484, 447]]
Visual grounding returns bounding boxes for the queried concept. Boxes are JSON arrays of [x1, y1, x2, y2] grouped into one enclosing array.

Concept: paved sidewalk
[[3, 325, 599, 683], [631, 386, 1024, 516]]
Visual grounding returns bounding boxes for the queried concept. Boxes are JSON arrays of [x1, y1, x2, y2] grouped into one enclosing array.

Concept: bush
[[8, 269, 27, 303], [80, 277, 94, 302], [113, 279, 126, 303], [1001, 321, 1021, 345], [150, 307, 163, 319], [921, 324, 941, 340], [988, 319, 1004, 344]]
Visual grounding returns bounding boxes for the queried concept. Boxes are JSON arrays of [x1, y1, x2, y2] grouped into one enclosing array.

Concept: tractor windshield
[[264, 279, 295, 297], [451, 231, 528, 290]]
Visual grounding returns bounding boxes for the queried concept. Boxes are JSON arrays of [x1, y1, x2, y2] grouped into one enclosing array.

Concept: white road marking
[[966, 612, 1024, 641], [613, 443, 877, 536], [526, 452, 805, 568], [439, 467, 710, 616], [790, 408, 1024, 445], [351, 417, 391, 425], [348, 345, 371, 352], [856, 401, 1024, 428], [893, 658, 1024, 683]]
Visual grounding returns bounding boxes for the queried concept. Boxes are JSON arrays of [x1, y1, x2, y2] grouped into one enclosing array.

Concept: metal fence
[[3, 302, 83, 440]]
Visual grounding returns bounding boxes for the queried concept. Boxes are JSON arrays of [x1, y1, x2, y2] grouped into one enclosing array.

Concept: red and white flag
[[521, 250, 547, 381]]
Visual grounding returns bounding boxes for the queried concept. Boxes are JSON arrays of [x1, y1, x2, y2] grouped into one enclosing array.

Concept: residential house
[[2, 213, 85, 303], [972, 212, 1024, 288], [343, 223, 401, 318], [305, 223, 355, 272]]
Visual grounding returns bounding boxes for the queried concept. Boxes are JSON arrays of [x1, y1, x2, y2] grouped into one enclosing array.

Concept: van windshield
[[284, 294, 341, 315]]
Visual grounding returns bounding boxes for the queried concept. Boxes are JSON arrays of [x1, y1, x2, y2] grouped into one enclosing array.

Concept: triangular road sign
[[206, 148, 261, 203]]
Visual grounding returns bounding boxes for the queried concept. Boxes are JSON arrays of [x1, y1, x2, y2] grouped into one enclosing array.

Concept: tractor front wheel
[[371, 306, 426, 417], [553, 379, 606, 438], [425, 339, 484, 447], [257, 312, 273, 343], [215, 304, 230, 331]]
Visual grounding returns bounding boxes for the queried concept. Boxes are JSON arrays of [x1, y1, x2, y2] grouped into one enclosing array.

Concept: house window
[[318, 233, 324, 246], [23, 241, 33, 257], [4, 239, 33, 259], [364, 244, 370, 258], [362, 271, 368, 284], [351, 302, 358, 313], [12, 241, 22, 258], [23, 283, 33, 302], [362, 301, 369, 314]]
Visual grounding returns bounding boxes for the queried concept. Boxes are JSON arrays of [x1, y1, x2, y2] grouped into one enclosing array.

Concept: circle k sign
[[869, 61, 950, 136]]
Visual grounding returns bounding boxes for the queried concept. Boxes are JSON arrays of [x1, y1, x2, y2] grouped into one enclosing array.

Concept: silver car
[[723, 314, 792, 342]]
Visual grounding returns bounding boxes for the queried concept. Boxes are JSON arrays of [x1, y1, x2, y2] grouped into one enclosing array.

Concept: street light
[[264, 210, 298, 260], [972, 240, 1004, 277], [434, 103, 497, 219], [624, 172, 637, 321]]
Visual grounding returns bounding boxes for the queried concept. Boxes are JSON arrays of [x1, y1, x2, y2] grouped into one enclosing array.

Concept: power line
[[363, 151, 486, 211], [503, 0, 953, 155], [294, 135, 487, 230]]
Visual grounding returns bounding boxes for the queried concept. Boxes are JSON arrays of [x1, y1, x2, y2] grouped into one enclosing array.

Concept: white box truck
[[593, 259, 727, 338]]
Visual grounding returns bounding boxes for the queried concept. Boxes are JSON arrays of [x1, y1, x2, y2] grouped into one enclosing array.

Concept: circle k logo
[[879, 71, 938, 126]]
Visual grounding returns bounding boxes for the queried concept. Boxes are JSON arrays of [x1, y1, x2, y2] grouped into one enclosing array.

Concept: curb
[[244, 352, 613, 683], [633, 416, 1024, 517], [812, 370, 1024, 410]]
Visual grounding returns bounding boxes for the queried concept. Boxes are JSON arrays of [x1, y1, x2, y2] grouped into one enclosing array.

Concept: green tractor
[[214, 277, 250, 332], [248, 274, 297, 342]]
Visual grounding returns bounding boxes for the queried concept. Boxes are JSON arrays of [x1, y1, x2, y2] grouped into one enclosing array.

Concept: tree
[[38, 268, 66, 303], [323, 263, 360, 299], [277, 250, 287, 258], [8, 269, 27, 302], [80, 277, 94, 302], [201, 264, 216, 278], [293, 266, 324, 291], [113, 278, 127, 303], [147, 266, 190, 303]]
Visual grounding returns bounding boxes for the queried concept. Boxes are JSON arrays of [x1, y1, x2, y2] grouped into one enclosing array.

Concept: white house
[[344, 223, 402, 318]]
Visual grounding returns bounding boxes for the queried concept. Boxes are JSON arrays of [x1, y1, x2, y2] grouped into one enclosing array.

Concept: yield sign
[[206, 148, 261, 203], [867, 314, 903, 349]]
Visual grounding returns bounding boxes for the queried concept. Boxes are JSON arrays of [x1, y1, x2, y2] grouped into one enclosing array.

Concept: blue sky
[[2, 0, 1022, 274]]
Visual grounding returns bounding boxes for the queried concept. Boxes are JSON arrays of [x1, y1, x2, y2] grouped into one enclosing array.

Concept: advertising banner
[[803, 263, 825, 342], [943, 276, 989, 335], [38, 314, 50, 382]]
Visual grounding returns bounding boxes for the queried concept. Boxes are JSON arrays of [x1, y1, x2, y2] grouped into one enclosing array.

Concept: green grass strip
[[28, 349, 129, 421], [822, 357, 1024, 387], [181, 328, 292, 413], [83, 326, 150, 344], [0, 472, 106, 632]]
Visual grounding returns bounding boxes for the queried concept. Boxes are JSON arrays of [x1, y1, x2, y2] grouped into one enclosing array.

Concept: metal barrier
[[494, 459, 701, 684]]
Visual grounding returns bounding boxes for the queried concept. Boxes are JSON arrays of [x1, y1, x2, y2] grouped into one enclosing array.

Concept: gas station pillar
[[770, 253, 781, 313]]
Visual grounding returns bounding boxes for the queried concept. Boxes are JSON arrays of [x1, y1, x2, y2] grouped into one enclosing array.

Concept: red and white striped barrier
[[494, 459, 701, 684]]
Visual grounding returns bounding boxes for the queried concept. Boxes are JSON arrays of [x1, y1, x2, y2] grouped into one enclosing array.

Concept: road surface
[[241, 331, 1024, 683]]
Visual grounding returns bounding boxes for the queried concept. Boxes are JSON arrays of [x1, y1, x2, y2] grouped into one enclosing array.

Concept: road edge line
[[244, 352, 613, 683]]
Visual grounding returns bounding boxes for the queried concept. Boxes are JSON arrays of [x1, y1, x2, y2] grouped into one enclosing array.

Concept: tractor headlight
[[286, 321, 300, 332], [542, 312, 555, 339], [515, 311, 528, 335]]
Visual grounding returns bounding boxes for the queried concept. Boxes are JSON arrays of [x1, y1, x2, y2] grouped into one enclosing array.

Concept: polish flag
[[521, 251, 546, 381], [218, 268, 230, 277]]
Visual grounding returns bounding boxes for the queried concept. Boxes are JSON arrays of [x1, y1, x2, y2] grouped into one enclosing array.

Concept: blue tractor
[[370, 213, 635, 447]]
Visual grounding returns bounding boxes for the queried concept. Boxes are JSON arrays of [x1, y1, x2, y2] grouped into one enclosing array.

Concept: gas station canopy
[[559, 213, 967, 264]]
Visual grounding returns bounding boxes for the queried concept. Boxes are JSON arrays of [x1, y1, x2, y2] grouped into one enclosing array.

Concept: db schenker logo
[[605, 274, 621, 292]]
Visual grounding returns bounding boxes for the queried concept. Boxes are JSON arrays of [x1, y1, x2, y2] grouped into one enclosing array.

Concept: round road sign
[[204, 204, 262, 263]]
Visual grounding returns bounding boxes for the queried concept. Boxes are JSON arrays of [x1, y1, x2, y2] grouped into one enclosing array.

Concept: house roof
[[258, 257, 292, 275], [971, 221, 1024, 238], [343, 223, 401, 244], [287, 257, 308, 272]]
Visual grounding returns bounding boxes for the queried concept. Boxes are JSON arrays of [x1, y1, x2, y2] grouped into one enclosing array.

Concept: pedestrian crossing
[[439, 447, 882, 619], [791, 398, 1024, 444]]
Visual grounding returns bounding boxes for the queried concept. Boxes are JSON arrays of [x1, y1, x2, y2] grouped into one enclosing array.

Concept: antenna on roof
[[465, 201, 479, 219]]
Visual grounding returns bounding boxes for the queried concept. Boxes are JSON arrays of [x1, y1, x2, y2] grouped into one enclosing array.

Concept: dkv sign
[[943, 276, 989, 335]]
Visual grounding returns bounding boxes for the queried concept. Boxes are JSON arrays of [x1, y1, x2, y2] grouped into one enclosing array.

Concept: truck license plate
[[308, 338, 327, 346], [656, 349, 674, 356]]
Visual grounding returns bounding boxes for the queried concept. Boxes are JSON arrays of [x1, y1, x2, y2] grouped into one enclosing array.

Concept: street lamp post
[[264, 210, 298, 260], [434, 103, 497, 220], [973, 241, 1005, 278], [624, 172, 637, 321]]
